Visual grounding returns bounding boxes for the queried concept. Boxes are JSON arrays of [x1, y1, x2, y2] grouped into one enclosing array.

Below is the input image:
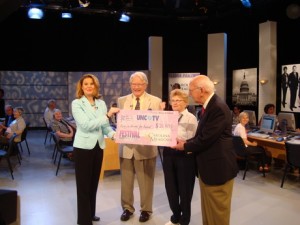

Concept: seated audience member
[[232, 105, 241, 125], [258, 104, 285, 169], [258, 103, 276, 126], [0, 106, 26, 145], [109, 102, 117, 130], [0, 105, 15, 134], [233, 112, 271, 172], [51, 109, 74, 146], [44, 99, 57, 128], [257, 103, 281, 169]]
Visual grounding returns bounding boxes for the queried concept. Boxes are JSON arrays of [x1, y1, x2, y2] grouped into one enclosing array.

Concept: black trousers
[[282, 86, 287, 103], [245, 146, 272, 165], [290, 87, 297, 108], [163, 147, 196, 225], [74, 143, 103, 225]]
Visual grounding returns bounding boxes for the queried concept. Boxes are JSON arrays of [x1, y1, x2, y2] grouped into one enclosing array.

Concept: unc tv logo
[[136, 115, 160, 121]]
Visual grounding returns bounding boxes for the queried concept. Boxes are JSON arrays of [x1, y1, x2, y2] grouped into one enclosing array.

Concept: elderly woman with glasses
[[163, 89, 198, 225]]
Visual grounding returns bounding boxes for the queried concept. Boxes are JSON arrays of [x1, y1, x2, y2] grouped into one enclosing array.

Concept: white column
[[207, 33, 227, 100], [258, 21, 277, 118], [148, 36, 163, 99]]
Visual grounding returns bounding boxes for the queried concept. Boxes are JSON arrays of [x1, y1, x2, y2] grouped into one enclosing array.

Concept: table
[[100, 138, 120, 179], [248, 135, 286, 160], [66, 120, 120, 179]]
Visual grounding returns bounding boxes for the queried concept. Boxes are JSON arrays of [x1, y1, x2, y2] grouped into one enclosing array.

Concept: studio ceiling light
[[240, 0, 252, 8], [28, 7, 44, 19], [61, 12, 72, 19], [119, 13, 130, 22]]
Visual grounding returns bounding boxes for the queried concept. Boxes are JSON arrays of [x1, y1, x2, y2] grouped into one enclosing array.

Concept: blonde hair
[[75, 74, 101, 99], [170, 89, 189, 104], [239, 111, 249, 121]]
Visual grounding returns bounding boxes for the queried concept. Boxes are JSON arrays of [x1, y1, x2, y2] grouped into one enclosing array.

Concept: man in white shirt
[[44, 99, 57, 128]]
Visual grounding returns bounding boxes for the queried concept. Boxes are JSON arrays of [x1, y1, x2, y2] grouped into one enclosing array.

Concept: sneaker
[[165, 221, 180, 225]]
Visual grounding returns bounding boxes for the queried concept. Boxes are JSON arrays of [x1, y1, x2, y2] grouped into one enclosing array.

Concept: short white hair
[[129, 72, 148, 84]]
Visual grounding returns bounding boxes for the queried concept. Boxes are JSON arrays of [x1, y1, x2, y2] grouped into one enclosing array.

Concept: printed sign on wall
[[168, 73, 199, 105]]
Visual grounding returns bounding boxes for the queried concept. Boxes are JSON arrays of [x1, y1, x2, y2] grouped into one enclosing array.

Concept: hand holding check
[[171, 138, 186, 151]]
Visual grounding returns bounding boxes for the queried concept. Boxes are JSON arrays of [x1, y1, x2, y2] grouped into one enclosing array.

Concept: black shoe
[[120, 209, 133, 221], [293, 106, 297, 108], [92, 216, 100, 221], [290, 107, 293, 111], [139, 211, 150, 222]]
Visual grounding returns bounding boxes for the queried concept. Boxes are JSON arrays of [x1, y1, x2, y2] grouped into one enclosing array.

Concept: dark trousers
[[163, 148, 196, 225], [74, 143, 103, 225], [290, 87, 297, 108], [246, 146, 272, 165], [282, 87, 287, 103]]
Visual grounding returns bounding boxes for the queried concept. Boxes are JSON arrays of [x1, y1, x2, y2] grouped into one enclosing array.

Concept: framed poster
[[232, 68, 257, 106], [280, 64, 300, 113]]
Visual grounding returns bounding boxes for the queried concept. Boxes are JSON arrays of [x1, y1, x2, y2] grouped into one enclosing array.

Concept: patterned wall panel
[[1, 70, 150, 128], [0, 71, 69, 127]]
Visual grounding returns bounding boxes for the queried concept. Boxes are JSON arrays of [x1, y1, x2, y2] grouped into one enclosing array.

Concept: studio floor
[[1, 130, 300, 225]]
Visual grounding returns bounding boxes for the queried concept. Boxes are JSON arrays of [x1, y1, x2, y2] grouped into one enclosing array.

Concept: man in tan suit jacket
[[117, 71, 162, 223]]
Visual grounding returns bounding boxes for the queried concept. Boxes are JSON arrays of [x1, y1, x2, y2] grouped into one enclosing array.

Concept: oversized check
[[115, 110, 178, 146]]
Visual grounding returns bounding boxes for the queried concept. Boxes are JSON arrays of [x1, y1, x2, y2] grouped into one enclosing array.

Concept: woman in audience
[[0, 106, 26, 145], [163, 89, 198, 225], [51, 109, 74, 146], [233, 112, 270, 172], [51, 109, 75, 160], [258, 103, 276, 126]]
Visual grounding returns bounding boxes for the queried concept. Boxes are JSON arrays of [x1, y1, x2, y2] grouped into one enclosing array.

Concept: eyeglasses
[[170, 100, 184, 103], [131, 83, 145, 87]]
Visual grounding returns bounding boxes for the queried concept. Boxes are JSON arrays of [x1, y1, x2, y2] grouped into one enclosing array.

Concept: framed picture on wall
[[232, 68, 257, 106], [280, 63, 300, 112]]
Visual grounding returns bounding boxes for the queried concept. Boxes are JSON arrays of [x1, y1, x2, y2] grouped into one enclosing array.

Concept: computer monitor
[[243, 110, 256, 127], [277, 112, 296, 131], [260, 114, 277, 133]]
